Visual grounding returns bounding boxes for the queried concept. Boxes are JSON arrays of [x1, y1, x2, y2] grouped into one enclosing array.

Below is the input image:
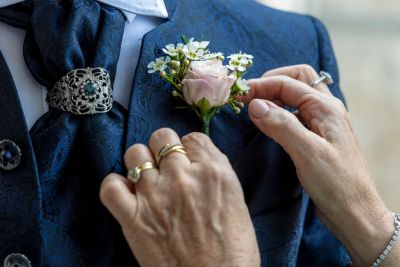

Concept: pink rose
[[182, 59, 236, 108]]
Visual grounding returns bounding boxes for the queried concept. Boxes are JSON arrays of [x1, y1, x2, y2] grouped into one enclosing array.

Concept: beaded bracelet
[[370, 213, 400, 267]]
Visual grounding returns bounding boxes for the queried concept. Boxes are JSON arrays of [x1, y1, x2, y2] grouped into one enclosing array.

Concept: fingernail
[[250, 99, 270, 119]]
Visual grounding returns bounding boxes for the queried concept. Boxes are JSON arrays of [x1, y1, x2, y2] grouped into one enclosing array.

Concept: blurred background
[[259, 0, 400, 211]]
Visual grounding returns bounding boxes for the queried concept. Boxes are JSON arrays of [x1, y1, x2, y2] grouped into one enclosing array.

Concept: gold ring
[[156, 144, 188, 165], [127, 162, 157, 183]]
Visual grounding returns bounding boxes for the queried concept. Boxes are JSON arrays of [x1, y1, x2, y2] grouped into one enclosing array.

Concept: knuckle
[[212, 151, 232, 169], [326, 97, 348, 118], [222, 173, 239, 188], [333, 98, 347, 112], [218, 153, 230, 165], [277, 74, 293, 83], [306, 93, 323, 102], [206, 163, 225, 182], [271, 109, 296, 129], [206, 161, 236, 186], [176, 175, 198, 194], [124, 144, 147, 163], [299, 64, 315, 73], [182, 132, 210, 145], [100, 175, 121, 203], [262, 69, 274, 77], [182, 132, 216, 155], [150, 128, 176, 143]]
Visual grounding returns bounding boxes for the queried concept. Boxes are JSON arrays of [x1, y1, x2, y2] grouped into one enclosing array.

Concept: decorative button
[[3, 253, 33, 267], [0, 140, 22, 170]]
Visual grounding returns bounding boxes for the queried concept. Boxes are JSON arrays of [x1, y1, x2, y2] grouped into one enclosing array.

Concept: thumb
[[100, 173, 138, 228], [248, 99, 319, 161]]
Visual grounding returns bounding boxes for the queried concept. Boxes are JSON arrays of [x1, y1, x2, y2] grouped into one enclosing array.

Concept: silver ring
[[311, 71, 334, 88], [47, 67, 113, 115]]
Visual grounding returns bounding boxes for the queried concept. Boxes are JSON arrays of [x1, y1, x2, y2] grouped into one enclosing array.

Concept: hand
[[240, 65, 399, 267], [100, 129, 260, 267]]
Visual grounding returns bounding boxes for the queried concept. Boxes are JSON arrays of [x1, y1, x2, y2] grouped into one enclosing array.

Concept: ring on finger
[[311, 71, 334, 88], [127, 161, 157, 183], [156, 144, 188, 165]]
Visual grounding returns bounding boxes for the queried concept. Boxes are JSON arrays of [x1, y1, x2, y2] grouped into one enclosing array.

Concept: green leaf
[[235, 71, 247, 80], [230, 82, 241, 95], [181, 35, 190, 45], [197, 97, 212, 116]]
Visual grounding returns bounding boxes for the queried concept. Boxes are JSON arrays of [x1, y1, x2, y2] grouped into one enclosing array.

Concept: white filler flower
[[184, 43, 205, 60], [188, 38, 210, 50], [227, 52, 254, 72], [235, 78, 250, 92], [147, 57, 171, 73], [162, 43, 185, 57], [203, 52, 224, 60]]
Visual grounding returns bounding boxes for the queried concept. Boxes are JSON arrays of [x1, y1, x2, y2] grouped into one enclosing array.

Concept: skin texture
[[241, 65, 400, 267], [100, 64, 400, 267], [100, 129, 260, 267]]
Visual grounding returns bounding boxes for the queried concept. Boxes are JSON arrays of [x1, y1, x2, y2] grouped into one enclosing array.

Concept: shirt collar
[[0, 0, 168, 22], [0, 0, 24, 6], [97, 0, 168, 21]]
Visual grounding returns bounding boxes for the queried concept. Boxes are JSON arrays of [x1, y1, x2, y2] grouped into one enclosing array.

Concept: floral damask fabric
[[0, 0, 349, 266], [127, 0, 349, 266]]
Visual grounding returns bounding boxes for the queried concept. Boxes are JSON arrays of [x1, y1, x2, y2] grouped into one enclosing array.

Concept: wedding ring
[[311, 71, 334, 88], [127, 162, 157, 183], [156, 144, 188, 165]]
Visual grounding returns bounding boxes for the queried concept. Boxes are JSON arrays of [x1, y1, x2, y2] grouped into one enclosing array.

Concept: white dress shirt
[[0, 0, 167, 129]]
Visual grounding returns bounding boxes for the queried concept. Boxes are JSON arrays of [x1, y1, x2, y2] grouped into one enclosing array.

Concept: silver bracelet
[[370, 213, 400, 267]]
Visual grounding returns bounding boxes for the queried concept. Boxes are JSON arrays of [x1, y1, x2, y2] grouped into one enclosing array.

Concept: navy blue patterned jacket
[[0, 0, 349, 266]]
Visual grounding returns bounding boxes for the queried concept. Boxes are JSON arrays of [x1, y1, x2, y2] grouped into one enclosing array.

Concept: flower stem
[[201, 116, 211, 136], [163, 76, 180, 90]]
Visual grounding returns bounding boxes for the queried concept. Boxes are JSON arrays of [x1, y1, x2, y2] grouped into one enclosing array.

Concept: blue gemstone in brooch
[[84, 82, 98, 96]]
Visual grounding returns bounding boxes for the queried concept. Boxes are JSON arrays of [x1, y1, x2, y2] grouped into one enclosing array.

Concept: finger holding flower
[[147, 36, 253, 135], [240, 65, 400, 267]]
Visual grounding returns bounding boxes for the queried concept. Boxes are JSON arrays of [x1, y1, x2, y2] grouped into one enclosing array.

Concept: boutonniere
[[148, 36, 253, 135]]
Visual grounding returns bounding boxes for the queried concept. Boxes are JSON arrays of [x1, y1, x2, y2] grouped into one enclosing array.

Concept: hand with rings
[[100, 129, 260, 267], [239, 64, 399, 267]]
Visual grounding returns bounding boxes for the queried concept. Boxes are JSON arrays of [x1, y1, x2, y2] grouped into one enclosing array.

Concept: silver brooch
[[47, 67, 113, 115]]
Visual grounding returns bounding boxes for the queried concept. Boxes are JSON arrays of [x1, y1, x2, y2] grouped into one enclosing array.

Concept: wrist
[[329, 197, 394, 266], [180, 253, 259, 267]]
